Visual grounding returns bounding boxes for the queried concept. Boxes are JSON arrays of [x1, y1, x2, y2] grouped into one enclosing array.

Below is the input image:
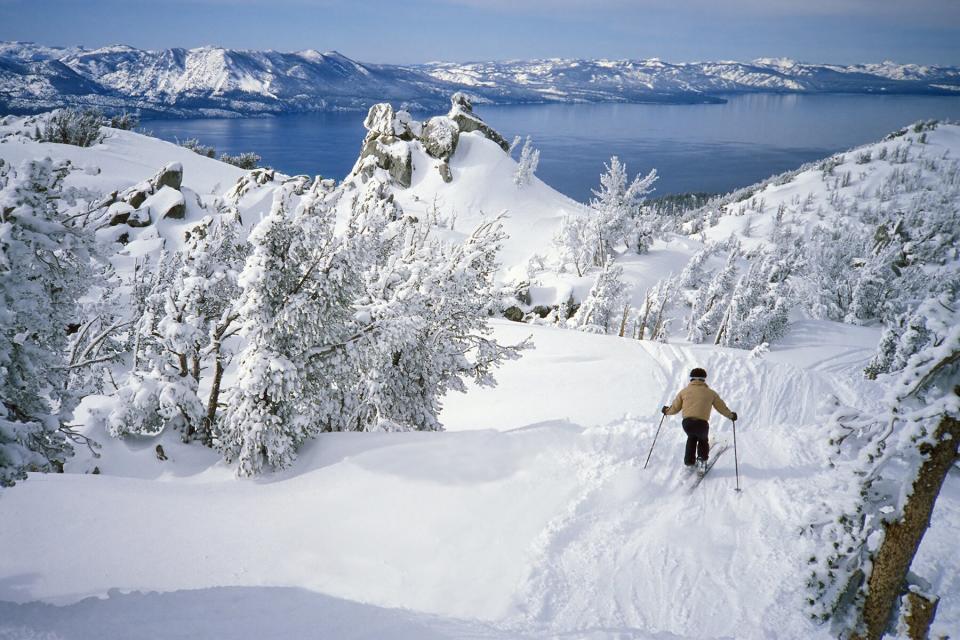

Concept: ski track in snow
[[502, 339, 847, 639]]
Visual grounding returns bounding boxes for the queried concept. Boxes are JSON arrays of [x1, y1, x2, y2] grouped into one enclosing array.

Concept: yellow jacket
[[665, 380, 734, 422]]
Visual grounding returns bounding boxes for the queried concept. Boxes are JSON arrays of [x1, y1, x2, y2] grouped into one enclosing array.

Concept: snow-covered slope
[[9, 319, 952, 640], [690, 120, 960, 254], [3, 41, 959, 117]]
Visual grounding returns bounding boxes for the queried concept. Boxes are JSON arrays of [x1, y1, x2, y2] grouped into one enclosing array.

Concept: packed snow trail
[[1, 323, 955, 639]]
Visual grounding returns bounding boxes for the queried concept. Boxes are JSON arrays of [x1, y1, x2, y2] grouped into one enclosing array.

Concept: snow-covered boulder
[[420, 115, 459, 161], [106, 201, 135, 226], [145, 186, 186, 220], [447, 92, 510, 152], [153, 161, 183, 191]]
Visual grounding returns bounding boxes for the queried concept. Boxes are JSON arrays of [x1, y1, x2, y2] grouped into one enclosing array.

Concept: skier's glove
[[661, 406, 669, 415], [731, 412, 738, 421]]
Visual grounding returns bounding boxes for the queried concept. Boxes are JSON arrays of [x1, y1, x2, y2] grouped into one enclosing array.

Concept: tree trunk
[[636, 291, 652, 340], [203, 354, 225, 446], [618, 304, 630, 338], [201, 315, 236, 446], [714, 305, 731, 345], [852, 410, 959, 640], [901, 591, 939, 640]]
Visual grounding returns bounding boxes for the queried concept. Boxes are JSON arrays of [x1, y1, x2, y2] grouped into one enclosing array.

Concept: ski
[[688, 444, 730, 492]]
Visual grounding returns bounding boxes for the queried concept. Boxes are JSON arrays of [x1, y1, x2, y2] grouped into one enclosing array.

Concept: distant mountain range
[[2, 41, 959, 118]]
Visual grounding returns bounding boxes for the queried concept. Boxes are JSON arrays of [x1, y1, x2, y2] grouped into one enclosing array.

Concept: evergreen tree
[[716, 256, 791, 349], [589, 156, 658, 264], [0, 160, 94, 486], [553, 213, 594, 277], [217, 179, 526, 475], [107, 208, 250, 443], [513, 136, 540, 187], [216, 182, 350, 475], [635, 277, 674, 341], [570, 260, 627, 334], [687, 248, 739, 343]]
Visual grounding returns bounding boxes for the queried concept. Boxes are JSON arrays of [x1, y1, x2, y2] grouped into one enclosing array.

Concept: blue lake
[[144, 94, 960, 203]]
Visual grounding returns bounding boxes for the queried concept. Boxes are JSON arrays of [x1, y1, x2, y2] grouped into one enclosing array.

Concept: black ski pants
[[682, 418, 710, 465]]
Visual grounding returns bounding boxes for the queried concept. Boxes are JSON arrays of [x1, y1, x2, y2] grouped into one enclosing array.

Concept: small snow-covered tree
[[678, 244, 718, 289], [570, 260, 627, 334], [553, 212, 595, 277], [109, 207, 250, 443], [108, 251, 205, 439], [351, 211, 527, 432], [590, 156, 658, 264], [513, 136, 540, 187], [805, 225, 863, 321], [634, 277, 675, 341], [40, 108, 104, 147], [0, 159, 94, 486]]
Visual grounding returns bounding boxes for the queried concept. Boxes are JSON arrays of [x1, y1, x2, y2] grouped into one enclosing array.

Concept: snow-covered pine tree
[[846, 228, 916, 326], [715, 256, 791, 349], [687, 247, 739, 343], [804, 225, 862, 321], [553, 212, 595, 277], [216, 181, 351, 476], [589, 156, 658, 265], [807, 292, 959, 639], [108, 208, 250, 443], [513, 136, 540, 187], [570, 260, 627, 334], [350, 209, 527, 432], [678, 244, 717, 289], [218, 178, 526, 475], [62, 263, 130, 398], [0, 159, 94, 486], [633, 278, 674, 341], [107, 251, 205, 439]]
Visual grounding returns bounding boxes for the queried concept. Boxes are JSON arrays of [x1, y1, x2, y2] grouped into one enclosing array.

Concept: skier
[[661, 367, 737, 473]]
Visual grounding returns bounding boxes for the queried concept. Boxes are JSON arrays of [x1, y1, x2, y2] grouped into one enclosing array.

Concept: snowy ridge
[[2, 41, 960, 117]]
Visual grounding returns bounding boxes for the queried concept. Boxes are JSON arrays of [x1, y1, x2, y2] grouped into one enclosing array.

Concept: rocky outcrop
[[99, 161, 185, 234], [349, 94, 511, 190], [352, 103, 415, 188], [447, 92, 510, 152]]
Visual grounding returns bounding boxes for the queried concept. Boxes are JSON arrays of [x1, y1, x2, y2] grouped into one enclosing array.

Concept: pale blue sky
[[2, 0, 959, 65]]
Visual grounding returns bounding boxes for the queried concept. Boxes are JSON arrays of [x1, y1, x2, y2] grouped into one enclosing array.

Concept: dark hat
[[690, 367, 707, 380]]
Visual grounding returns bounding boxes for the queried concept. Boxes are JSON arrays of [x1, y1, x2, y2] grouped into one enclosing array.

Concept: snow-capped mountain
[[417, 57, 960, 102], [2, 42, 959, 117]]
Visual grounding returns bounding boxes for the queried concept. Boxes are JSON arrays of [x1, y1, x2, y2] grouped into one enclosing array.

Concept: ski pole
[[732, 417, 741, 492], [643, 412, 667, 470]]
